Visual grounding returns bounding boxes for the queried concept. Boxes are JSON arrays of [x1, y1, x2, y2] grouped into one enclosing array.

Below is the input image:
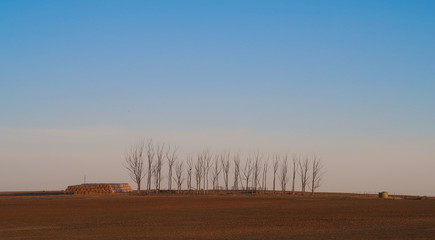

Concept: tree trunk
[[273, 174, 276, 194]]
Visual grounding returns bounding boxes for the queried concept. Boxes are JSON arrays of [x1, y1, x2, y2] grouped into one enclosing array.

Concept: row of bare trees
[[124, 140, 324, 195]]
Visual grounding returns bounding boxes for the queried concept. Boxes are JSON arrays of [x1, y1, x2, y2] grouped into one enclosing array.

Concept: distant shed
[[65, 183, 132, 195]]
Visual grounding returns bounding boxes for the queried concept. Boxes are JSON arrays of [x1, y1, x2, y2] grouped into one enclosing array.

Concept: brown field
[[1, 192, 435, 240]]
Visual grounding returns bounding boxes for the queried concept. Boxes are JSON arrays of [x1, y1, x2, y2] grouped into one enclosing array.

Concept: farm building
[[65, 183, 132, 195]]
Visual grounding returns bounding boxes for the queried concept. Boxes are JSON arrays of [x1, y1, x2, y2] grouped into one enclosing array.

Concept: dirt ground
[[1, 193, 435, 240]]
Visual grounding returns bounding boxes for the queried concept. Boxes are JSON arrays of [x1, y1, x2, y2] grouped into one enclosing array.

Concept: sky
[[1, 1, 434, 195]]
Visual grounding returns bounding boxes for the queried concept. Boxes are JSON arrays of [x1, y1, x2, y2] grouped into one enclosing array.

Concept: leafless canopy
[[194, 154, 204, 194], [298, 157, 310, 195], [174, 160, 184, 193], [124, 139, 325, 195], [261, 155, 269, 193], [310, 155, 324, 195], [186, 154, 193, 192], [242, 158, 253, 192], [166, 145, 178, 191], [124, 141, 145, 192], [221, 151, 231, 191], [252, 151, 263, 192], [211, 155, 221, 191], [233, 153, 241, 191], [201, 149, 212, 193], [154, 143, 165, 193], [272, 154, 279, 194], [291, 154, 298, 195], [279, 155, 289, 193], [145, 139, 154, 192]]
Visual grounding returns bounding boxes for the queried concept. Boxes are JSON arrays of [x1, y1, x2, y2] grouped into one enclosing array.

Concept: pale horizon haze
[[1, 1, 434, 196]]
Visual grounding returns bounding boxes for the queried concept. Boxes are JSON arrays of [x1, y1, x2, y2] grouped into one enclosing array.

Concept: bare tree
[[152, 162, 160, 193], [279, 155, 289, 193], [201, 150, 212, 193], [233, 153, 241, 191], [124, 141, 145, 192], [310, 155, 323, 195], [291, 154, 298, 195], [166, 145, 178, 192], [298, 157, 310, 195], [262, 156, 269, 193], [221, 151, 231, 191], [211, 155, 221, 191], [252, 151, 263, 192], [174, 160, 184, 193], [145, 140, 154, 192], [272, 154, 279, 194], [242, 158, 253, 192], [154, 143, 165, 192], [194, 154, 204, 194], [187, 155, 193, 192]]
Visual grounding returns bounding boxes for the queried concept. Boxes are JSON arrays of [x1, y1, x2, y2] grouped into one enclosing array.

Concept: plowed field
[[1, 193, 434, 239]]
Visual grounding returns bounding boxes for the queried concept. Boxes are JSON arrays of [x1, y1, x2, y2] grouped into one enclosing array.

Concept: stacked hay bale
[[65, 183, 132, 195], [109, 183, 132, 193]]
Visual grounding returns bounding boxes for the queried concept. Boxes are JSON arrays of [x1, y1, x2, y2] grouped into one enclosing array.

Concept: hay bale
[[378, 192, 388, 199], [65, 183, 132, 194]]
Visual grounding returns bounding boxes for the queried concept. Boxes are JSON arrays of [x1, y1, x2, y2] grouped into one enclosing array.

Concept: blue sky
[[1, 1, 434, 194]]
